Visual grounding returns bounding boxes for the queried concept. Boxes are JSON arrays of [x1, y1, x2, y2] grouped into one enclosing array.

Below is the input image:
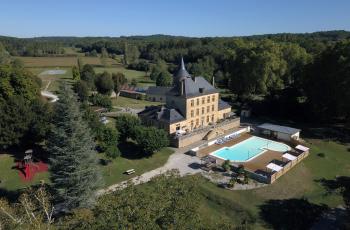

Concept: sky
[[1, 0, 350, 38]]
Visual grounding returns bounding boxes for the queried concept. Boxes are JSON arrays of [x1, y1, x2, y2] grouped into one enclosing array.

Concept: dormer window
[[199, 88, 204, 93]]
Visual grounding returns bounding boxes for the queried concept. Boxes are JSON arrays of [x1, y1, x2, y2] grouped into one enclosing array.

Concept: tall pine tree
[[47, 83, 103, 211]]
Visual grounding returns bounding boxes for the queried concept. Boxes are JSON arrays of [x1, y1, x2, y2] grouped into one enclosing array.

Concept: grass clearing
[[112, 96, 163, 109], [26, 67, 74, 92]]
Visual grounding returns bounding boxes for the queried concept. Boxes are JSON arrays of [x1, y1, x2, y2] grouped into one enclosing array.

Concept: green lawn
[[0, 147, 173, 191], [195, 138, 350, 228], [0, 155, 50, 191], [112, 96, 163, 109], [26, 67, 74, 92], [99, 147, 173, 187]]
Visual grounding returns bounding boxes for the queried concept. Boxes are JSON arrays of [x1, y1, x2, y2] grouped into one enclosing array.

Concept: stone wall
[[171, 117, 240, 148]]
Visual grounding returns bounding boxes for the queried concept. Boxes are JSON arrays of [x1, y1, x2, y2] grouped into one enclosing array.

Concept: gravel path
[[97, 148, 202, 195]]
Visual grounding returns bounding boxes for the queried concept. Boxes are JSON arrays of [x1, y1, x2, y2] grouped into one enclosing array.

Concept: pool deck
[[198, 134, 291, 175], [196, 132, 310, 184], [196, 133, 252, 158], [240, 150, 284, 173]]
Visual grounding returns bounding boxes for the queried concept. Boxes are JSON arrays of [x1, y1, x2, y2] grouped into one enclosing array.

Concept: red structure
[[17, 149, 48, 182]]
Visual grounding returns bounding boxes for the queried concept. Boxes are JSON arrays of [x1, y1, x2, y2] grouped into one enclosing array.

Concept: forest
[[1, 30, 349, 124]]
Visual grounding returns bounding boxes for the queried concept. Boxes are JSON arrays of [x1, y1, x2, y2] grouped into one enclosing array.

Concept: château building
[[139, 58, 240, 147]]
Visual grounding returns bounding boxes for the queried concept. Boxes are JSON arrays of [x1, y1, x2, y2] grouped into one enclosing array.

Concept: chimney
[[191, 76, 196, 82], [212, 76, 215, 87]]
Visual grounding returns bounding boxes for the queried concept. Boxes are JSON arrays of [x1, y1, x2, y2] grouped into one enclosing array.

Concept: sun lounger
[[282, 153, 297, 161], [266, 163, 283, 172]]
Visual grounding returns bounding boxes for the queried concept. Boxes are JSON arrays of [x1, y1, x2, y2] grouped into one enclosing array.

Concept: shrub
[[89, 94, 112, 111], [243, 174, 249, 184], [222, 160, 231, 172], [105, 145, 121, 160], [227, 178, 236, 188], [96, 126, 119, 153], [133, 126, 169, 154]]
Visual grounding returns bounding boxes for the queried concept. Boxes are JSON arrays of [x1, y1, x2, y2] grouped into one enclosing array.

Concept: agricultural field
[[16, 56, 78, 67], [62, 47, 83, 56], [81, 57, 119, 66], [16, 56, 119, 67]]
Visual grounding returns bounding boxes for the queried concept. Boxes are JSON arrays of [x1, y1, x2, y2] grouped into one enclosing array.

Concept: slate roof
[[146, 86, 172, 95], [257, 123, 301, 135], [174, 57, 191, 82], [138, 105, 185, 124], [169, 58, 218, 98], [168, 76, 218, 98], [218, 99, 231, 110]]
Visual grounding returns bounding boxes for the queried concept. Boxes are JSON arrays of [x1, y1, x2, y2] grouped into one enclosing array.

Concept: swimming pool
[[211, 136, 291, 162]]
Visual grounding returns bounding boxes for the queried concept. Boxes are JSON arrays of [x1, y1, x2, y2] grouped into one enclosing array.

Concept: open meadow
[[26, 67, 74, 92]]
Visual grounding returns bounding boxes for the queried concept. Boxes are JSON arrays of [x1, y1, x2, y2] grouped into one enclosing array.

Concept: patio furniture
[[216, 139, 224, 145], [125, 169, 135, 175], [282, 153, 297, 161], [295, 145, 309, 152], [266, 163, 283, 172]]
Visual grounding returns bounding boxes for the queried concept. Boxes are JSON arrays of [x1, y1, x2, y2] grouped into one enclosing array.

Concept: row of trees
[[76, 64, 127, 97]]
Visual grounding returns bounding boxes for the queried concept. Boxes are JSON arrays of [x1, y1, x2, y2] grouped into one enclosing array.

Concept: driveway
[[97, 147, 203, 195]]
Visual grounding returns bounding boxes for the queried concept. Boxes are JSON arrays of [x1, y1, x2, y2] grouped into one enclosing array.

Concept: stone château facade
[[139, 58, 235, 137]]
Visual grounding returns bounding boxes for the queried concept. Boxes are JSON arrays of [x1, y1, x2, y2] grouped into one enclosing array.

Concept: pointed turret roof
[[174, 57, 191, 83]]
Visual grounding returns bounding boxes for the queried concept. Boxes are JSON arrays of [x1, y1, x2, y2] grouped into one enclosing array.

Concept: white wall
[[291, 132, 300, 140], [277, 132, 291, 141]]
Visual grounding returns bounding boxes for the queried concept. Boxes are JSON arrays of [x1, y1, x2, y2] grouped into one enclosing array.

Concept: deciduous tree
[[115, 114, 141, 141], [133, 126, 169, 154], [95, 71, 114, 95]]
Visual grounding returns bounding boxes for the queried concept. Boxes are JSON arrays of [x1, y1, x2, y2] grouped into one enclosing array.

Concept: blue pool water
[[211, 136, 291, 162]]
